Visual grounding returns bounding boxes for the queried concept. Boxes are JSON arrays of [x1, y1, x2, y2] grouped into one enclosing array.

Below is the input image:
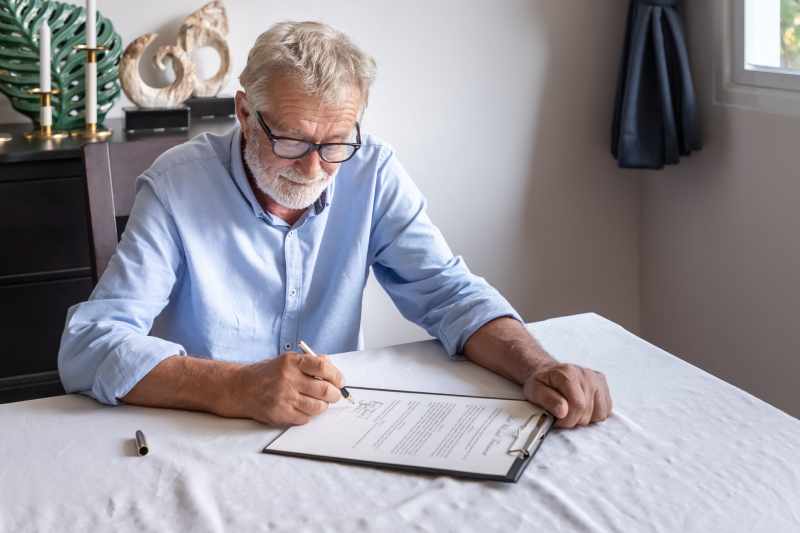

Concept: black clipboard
[[262, 387, 555, 483]]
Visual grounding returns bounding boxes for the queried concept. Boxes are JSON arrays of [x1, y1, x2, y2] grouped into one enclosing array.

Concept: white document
[[264, 388, 553, 479]]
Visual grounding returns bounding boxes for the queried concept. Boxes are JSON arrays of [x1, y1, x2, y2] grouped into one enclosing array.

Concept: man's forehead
[[261, 76, 361, 134], [268, 102, 358, 134]]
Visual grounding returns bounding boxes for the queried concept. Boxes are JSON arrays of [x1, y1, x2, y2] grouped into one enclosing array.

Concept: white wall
[[1, 1, 640, 351], [641, 0, 800, 417]]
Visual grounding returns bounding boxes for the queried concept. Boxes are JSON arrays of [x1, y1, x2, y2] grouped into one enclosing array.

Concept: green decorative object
[[0, 0, 122, 130]]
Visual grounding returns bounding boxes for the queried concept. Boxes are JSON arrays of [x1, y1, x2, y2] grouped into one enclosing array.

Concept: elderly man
[[59, 21, 611, 429]]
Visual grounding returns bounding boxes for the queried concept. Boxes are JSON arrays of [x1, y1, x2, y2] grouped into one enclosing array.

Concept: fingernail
[[555, 403, 568, 418]]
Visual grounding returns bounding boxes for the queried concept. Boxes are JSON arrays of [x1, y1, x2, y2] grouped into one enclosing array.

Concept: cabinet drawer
[[0, 158, 85, 182], [0, 177, 91, 278], [0, 372, 64, 404], [0, 277, 93, 378]]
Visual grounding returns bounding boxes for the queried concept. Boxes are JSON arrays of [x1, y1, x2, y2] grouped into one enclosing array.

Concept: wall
[[641, 0, 800, 417], [0, 1, 640, 352]]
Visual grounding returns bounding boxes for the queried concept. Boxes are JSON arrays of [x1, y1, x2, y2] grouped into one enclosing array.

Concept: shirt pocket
[[205, 311, 256, 357]]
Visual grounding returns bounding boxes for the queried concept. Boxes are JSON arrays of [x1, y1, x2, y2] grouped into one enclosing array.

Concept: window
[[718, 0, 800, 113], [732, 0, 800, 91]]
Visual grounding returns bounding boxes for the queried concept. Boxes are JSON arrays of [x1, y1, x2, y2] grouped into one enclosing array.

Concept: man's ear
[[234, 90, 251, 132]]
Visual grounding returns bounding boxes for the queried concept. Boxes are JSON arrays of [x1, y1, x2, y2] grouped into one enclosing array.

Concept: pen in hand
[[298, 340, 355, 405]]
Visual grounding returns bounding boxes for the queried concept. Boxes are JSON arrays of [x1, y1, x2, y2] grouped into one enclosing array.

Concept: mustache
[[280, 168, 331, 185]]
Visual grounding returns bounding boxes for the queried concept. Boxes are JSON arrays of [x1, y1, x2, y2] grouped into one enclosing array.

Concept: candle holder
[[70, 44, 112, 141], [23, 88, 69, 141]]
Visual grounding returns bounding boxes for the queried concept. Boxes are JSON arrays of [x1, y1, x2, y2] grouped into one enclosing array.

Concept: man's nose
[[295, 148, 323, 178]]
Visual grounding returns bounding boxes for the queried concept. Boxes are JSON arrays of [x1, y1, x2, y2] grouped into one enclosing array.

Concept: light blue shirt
[[58, 125, 521, 405]]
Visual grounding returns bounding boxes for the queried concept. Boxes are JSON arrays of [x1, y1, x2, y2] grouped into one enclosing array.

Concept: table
[[1, 313, 798, 532]]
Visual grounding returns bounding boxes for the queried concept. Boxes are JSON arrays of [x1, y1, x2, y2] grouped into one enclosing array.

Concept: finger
[[297, 354, 344, 388], [592, 372, 613, 422], [540, 367, 587, 428], [287, 410, 312, 426], [524, 379, 568, 419], [297, 374, 342, 403], [577, 381, 595, 426], [591, 388, 607, 423], [295, 393, 330, 417], [257, 405, 310, 427], [601, 372, 613, 416]]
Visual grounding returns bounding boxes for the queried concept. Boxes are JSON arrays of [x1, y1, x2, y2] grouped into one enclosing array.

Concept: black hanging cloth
[[612, 0, 701, 169]]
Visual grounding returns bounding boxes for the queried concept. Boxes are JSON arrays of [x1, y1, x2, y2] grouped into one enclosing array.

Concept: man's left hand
[[523, 362, 613, 428]]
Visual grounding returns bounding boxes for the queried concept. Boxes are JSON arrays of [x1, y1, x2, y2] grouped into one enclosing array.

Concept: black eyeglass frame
[[254, 111, 362, 163]]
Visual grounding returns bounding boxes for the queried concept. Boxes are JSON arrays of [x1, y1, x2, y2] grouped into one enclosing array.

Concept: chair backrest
[[82, 136, 186, 281]]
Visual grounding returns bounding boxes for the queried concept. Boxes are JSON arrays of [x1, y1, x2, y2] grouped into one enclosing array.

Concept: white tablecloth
[[1, 313, 798, 532]]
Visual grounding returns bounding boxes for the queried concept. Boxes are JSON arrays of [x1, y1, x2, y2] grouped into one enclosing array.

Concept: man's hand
[[524, 362, 612, 428], [463, 317, 613, 430], [230, 352, 344, 426]]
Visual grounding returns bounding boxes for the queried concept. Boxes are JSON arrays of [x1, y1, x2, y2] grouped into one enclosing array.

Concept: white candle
[[86, 0, 96, 48], [39, 21, 50, 93], [39, 21, 52, 128], [86, 61, 97, 125]]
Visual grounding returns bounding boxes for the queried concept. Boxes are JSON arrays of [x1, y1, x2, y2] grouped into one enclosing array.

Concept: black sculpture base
[[123, 106, 190, 134], [186, 96, 235, 119]]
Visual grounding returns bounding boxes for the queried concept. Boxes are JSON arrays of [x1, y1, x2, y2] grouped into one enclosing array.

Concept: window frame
[[716, 0, 800, 115], [730, 0, 800, 92]]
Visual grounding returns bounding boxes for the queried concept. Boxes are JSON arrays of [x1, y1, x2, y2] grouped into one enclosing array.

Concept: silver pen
[[135, 430, 149, 456], [298, 340, 355, 404]]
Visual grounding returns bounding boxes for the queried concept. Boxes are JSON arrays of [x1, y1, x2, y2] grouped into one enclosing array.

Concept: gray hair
[[239, 21, 377, 112]]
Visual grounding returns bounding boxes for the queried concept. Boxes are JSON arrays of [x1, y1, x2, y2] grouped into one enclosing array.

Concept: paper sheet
[[264, 388, 549, 477]]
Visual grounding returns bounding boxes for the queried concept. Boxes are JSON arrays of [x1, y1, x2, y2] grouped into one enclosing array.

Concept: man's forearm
[[462, 317, 557, 384], [121, 355, 243, 417]]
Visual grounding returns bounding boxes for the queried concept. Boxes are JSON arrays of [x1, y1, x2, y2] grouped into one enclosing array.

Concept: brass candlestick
[[23, 88, 69, 141], [71, 44, 112, 141]]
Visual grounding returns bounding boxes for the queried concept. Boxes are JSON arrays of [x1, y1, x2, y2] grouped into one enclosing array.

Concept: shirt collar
[[228, 124, 334, 223], [314, 180, 332, 215]]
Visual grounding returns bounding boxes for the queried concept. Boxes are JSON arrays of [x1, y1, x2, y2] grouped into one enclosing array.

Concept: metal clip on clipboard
[[508, 412, 552, 458]]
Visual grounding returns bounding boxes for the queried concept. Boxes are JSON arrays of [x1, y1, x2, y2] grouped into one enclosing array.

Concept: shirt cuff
[[91, 336, 186, 405], [438, 297, 523, 360]]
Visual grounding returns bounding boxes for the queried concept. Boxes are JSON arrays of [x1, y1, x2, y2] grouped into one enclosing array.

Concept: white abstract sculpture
[[178, 0, 231, 97], [118, 1, 230, 108], [119, 33, 196, 109]]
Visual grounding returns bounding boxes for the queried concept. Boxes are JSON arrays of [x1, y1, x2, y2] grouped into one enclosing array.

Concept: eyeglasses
[[255, 111, 362, 164]]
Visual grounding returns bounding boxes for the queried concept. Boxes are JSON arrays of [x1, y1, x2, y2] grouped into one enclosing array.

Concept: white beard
[[243, 128, 335, 210]]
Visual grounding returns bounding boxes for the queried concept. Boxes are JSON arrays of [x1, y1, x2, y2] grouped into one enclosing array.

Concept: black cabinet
[[0, 117, 236, 404], [0, 176, 91, 278], [1, 276, 94, 376]]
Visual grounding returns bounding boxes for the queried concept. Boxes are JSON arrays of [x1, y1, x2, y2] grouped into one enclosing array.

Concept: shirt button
[[289, 289, 297, 297], [284, 343, 292, 351]]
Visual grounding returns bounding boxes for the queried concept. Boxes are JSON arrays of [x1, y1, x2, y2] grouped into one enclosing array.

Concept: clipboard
[[262, 387, 555, 483]]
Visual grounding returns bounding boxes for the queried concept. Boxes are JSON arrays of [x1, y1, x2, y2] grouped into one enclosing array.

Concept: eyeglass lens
[[272, 140, 356, 162]]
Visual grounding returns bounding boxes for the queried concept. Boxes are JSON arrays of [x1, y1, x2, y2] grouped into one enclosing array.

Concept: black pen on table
[[298, 340, 355, 405]]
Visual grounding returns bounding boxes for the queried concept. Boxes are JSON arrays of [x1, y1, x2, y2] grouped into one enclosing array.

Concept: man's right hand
[[228, 352, 344, 426]]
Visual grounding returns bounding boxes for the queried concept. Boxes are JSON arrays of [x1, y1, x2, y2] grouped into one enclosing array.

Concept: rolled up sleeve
[[368, 147, 522, 358], [58, 175, 186, 405]]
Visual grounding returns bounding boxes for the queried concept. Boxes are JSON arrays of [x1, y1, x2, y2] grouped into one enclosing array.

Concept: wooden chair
[[82, 136, 186, 281]]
